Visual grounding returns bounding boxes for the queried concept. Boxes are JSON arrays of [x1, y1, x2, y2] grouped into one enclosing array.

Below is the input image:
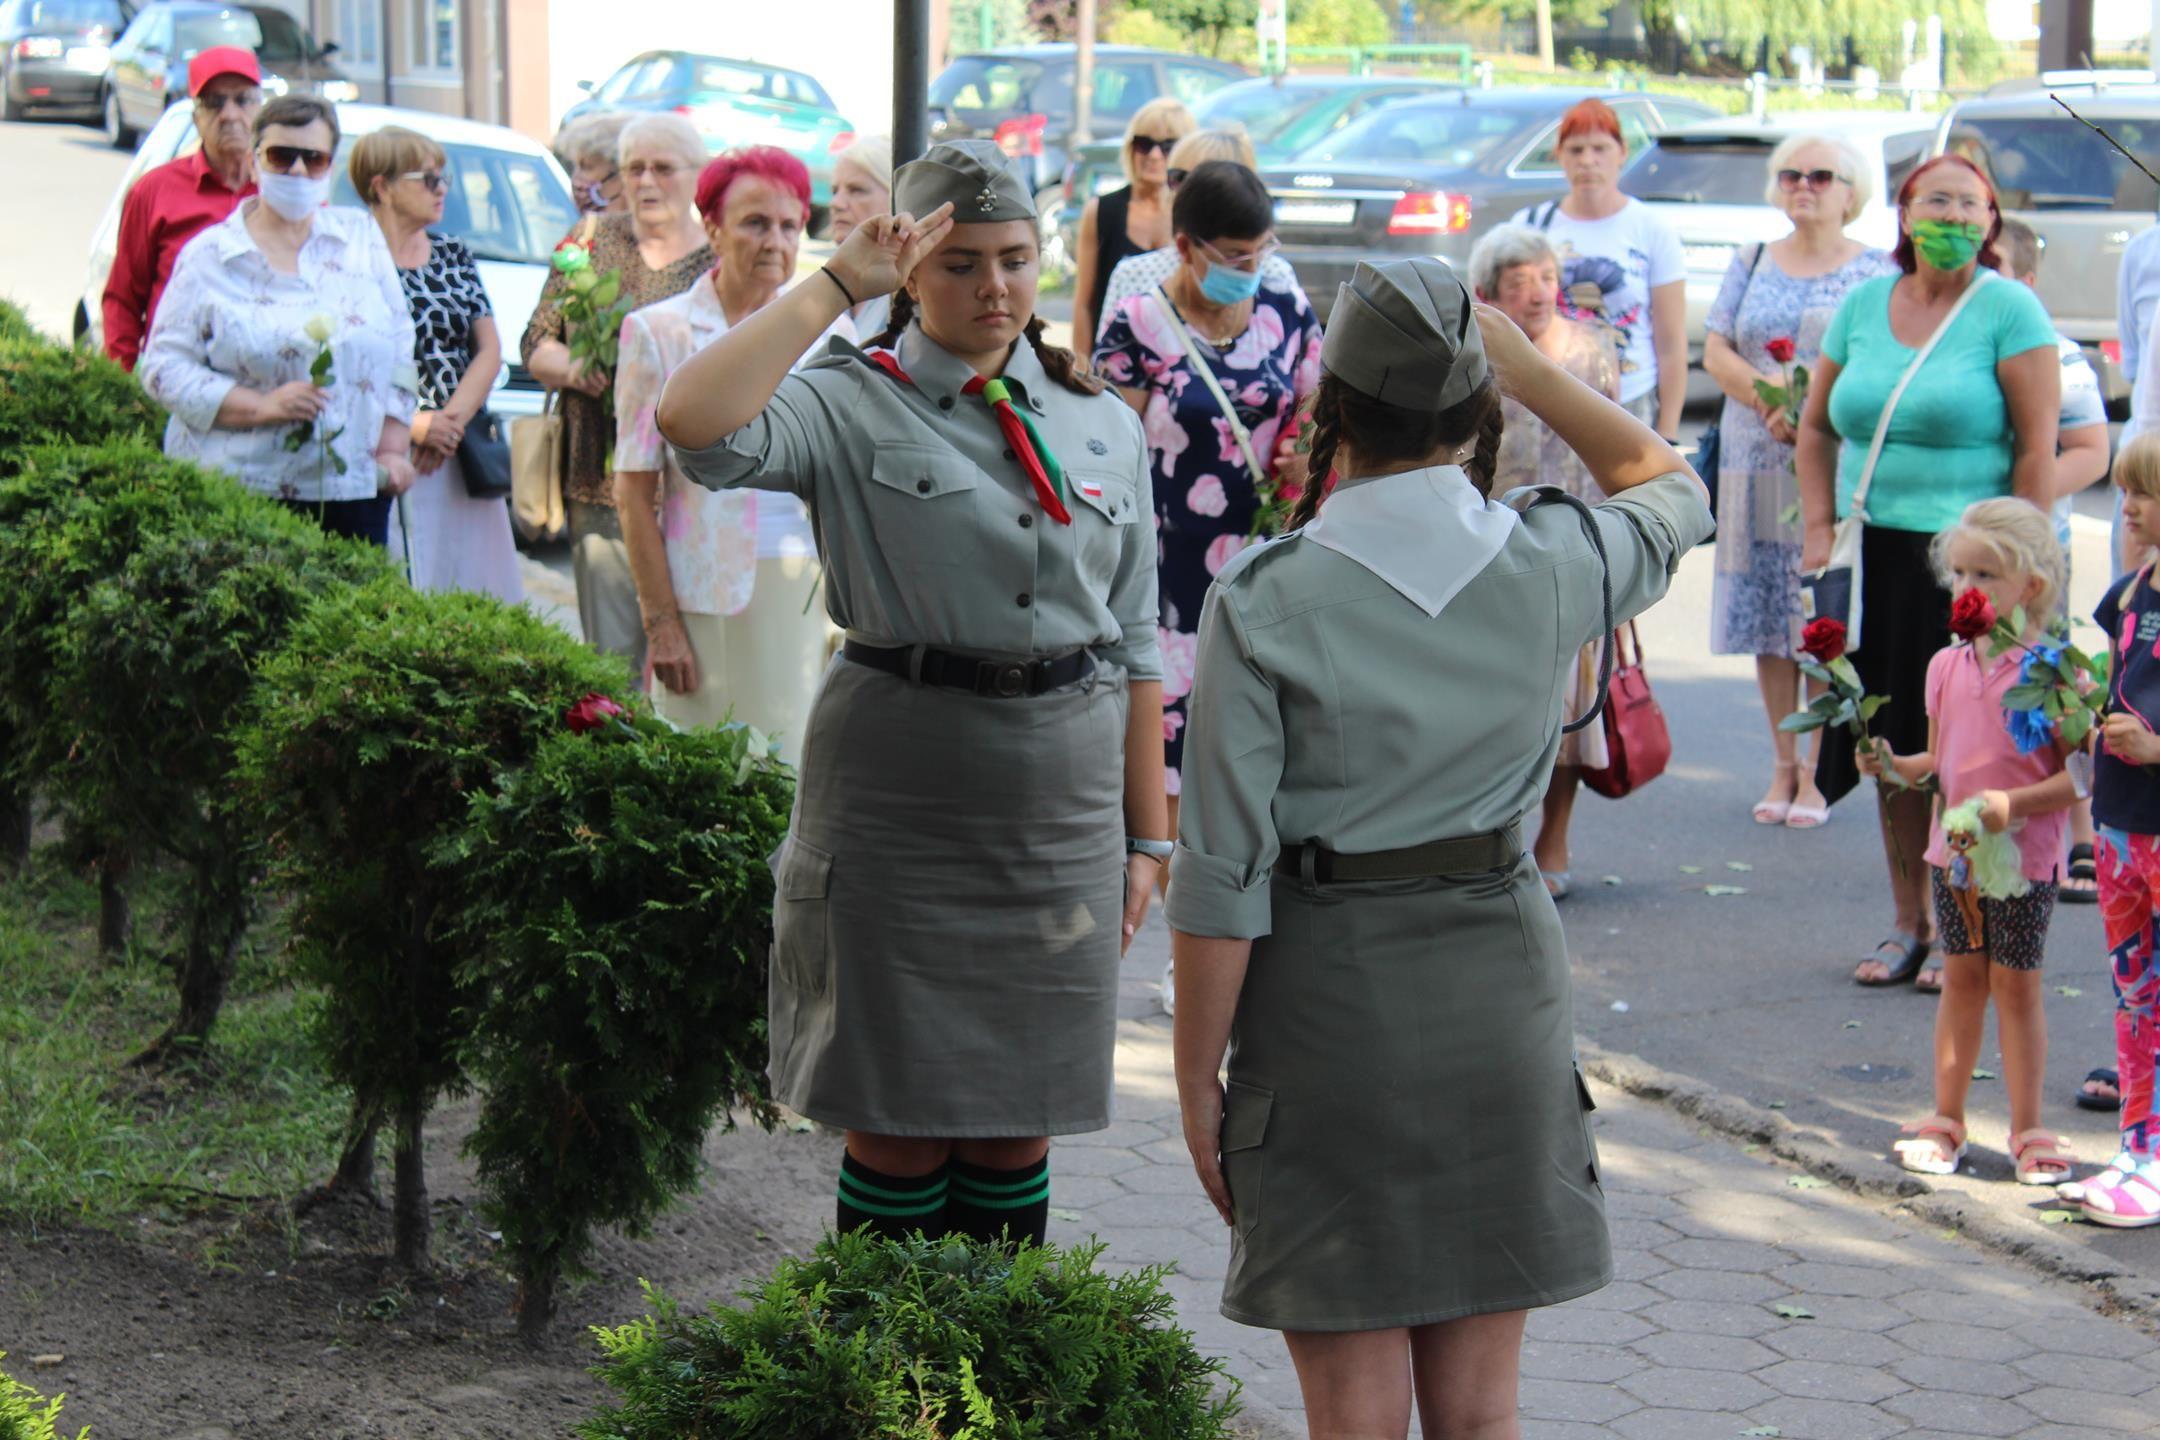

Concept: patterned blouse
[[518, 211, 712, 507], [140, 202, 418, 503], [400, 233, 491, 410]]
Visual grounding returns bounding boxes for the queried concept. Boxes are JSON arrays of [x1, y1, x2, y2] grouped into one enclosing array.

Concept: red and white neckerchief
[[863, 348, 1073, 526]]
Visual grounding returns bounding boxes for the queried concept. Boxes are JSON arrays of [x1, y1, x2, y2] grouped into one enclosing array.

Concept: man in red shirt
[[101, 45, 262, 370]]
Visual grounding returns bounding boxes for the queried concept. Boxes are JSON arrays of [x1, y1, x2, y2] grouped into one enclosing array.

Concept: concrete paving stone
[[1518, 1422, 1612, 1440], [1076, 1119, 1167, 1150], [1642, 1265, 1792, 1304], [1883, 1319, 2038, 1362], [2010, 1349, 2156, 1395], [1743, 1393, 1911, 1439], [1756, 1357, 1910, 1404], [1616, 1364, 1777, 1411], [1608, 1405, 1763, 1440], [1637, 1298, 1784, 1338], [1774, 1294, 1913, 1332], [2009, 1312, 2156, 1361], [1777, 1234, 1971, 1270], [1088, 1224, 1199, 1267], [1045, 1142, 1151, 1176], [1106, 1159, 1215, 1195], [1079, 1190, 1217, 1229], [1601, 1187, 1676, 1220], [1628, 1330, 1780, 1373], [1654, 1237, 1794, 1273], [1595, 1157, 1695, 1195], [1046, 1174, 1128, 1209], [1522, 1306, 1659, 1346], [2014, 1384, 2156, 1428], [1658, 1206, 1795, 1244], [1561, 1278, 1664, 1312], [2010, 1427, 2153, 1440], [1770, 1260, 1912, 1298], [1168, 1246, 1228, 1283], [1673, 1185, 1799, 1216], [1888, 1352, 2038, 1398], [1606, 1217, 1686, 1251], [1607, 1248, 1673, 1283], [1891, 1286, 2030, 1326], [1136, 1134, 1199, 1165], [1517, 1375, 1643, 1424], [1878, 1385, 2034, 1436], [1518, 1339, 1646, 1384], [1759, 1321, 1909, 1366]]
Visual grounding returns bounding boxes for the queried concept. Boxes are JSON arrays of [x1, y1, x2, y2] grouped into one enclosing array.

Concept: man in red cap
[[101, 45, 263, 370]]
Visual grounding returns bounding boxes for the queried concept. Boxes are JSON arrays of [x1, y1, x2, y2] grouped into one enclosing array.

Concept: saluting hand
[[1472, 302, 1549, 401], [826, 202, 957, 303]]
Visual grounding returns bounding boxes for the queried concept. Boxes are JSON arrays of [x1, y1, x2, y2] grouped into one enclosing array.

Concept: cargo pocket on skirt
[[772, 837, 834, 1000], [1222, 1081, 1274, 1234], [1573, 1063, 1602, 1186]]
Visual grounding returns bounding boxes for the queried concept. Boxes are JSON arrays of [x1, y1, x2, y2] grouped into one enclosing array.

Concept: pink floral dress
[[1093, 279, 1321, 791]]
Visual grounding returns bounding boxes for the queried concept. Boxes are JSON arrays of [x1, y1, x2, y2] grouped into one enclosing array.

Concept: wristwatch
[[1126, 837, 1175, 862]]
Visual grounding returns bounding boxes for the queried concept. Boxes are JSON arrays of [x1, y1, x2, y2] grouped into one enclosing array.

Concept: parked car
[[1933, 82, 2160, 401], [100, 1, 354, 150], [77, 100, 575, 422], [1624, 113, 1936, 354], [1261, 87, 1719, 323], [2, 0, 128, 122], [559, 49, 853, 218]]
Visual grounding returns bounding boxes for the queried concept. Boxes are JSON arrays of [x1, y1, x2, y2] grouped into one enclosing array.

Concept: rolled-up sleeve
[[670, 364, 857, 498], [1097, 410, 1161, 679], [138, 243, 235, 433], [1166, 585, 1283, 940], [1591, 471, 1715, 632]]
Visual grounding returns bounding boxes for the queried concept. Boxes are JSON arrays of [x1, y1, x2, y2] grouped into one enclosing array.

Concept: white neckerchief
[[1302, 464, 1519, 618]]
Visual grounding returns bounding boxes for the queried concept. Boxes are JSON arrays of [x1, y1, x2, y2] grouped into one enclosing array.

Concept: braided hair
[[868, 288, 1102, 398], [1286, 373, 1504, 530]]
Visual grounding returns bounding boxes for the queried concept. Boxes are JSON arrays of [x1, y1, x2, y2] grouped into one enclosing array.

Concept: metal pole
[[379, 0, 393, 107], [1072, 0, 1096, 146], [894, 0, 930, 166]]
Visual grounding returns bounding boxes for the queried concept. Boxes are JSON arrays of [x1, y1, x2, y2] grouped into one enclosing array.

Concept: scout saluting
[[658, 140, 1168, 1249], [1167, 258, 1712, 1434]]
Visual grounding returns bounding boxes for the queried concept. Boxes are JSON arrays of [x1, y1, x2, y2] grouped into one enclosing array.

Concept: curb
[[1579, 1041, 2160, 1333]]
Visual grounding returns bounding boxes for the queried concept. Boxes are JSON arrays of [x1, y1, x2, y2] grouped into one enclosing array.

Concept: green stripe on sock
[[838, 1172, 949, 1205], [950, 1179, 1051, 1210], [950, 1168, 1048, 1198], [838, 1180, 948, 1219]]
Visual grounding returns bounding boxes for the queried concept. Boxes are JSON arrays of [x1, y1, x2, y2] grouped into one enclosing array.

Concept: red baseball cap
[[188, 45, 261, 97]]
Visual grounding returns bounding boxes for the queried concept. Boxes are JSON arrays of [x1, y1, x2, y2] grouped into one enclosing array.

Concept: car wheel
[[102, 86, 134, 149]]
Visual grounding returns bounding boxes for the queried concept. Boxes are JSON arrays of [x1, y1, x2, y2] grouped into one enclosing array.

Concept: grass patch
[[0, 855, 346, 1231]]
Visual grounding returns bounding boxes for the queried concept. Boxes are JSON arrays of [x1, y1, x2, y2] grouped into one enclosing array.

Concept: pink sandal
[[2080, 1156, 2160, 1228], [2009, 1130, 2074, 1186], [1892, 1115, 1966, 1176]]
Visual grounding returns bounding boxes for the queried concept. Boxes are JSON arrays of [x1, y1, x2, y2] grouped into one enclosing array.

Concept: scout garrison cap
[[893, 139, 1036, 223], [1322, 257, 1489, 411]]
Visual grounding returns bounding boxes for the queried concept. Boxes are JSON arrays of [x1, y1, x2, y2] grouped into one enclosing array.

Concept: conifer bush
[[0, 1353, 86, 1440], [579, 1233, 1242, 1440]]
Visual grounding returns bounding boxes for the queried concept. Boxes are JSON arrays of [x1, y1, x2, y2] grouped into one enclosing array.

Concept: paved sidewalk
[[1066, 920, 2160, 1439]]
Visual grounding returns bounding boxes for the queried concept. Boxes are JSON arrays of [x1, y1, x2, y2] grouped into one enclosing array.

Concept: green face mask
[[1910, 218, 1985, 271]]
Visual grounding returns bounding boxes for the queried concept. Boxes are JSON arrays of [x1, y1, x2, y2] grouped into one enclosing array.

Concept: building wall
[[305, 0, 508, 125]]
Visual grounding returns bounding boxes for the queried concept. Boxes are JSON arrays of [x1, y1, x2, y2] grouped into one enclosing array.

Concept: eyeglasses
[[1198, 235, 1280, 273], [622, 160, 683, 181], [1166, 167, 1189, 189], [196, 88, 262, 113], [1911, 189, 1990, 217], [398, 169, 448, 193], [1130, 135, 1175, 157], [260, 144, 333, 177], [1777, 168, 1849, 192]]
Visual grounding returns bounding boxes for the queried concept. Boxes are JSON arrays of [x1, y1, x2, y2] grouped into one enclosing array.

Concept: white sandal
[[1892, 1115, 1967, 1176]]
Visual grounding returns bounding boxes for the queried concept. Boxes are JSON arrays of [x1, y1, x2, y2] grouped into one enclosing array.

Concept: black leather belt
[[1275, 822, 1524, 885], [842, 639, 1094, 698]]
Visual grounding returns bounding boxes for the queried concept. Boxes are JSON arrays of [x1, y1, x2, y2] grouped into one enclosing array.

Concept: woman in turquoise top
[[1797, 153, 2060, 988]]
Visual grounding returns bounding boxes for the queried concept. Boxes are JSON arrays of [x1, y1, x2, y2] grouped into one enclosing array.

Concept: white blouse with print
[[140, 202, 418, 503]]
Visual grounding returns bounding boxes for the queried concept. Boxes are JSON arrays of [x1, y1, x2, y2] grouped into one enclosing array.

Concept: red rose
[[1799, 617, 1847, 664], [1947, 588, 1997, 642], [1765, 336, 1797, 364], [565, 693, 627, 734]]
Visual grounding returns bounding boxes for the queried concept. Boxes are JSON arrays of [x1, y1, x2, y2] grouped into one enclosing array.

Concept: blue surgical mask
[[1199, 258, 1262, 305]]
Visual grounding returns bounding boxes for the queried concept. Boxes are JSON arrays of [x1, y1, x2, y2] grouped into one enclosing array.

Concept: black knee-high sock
[[835, 1151, 948, 1241], [945, 1155, 1051, 1249]]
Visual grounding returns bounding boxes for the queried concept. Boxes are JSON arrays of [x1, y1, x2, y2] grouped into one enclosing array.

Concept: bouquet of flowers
[[1781, 618, 1897, 779], [1951, 588, 2106, 788], [552, 236, 633, 416], [1753, 335, 1807, 427]]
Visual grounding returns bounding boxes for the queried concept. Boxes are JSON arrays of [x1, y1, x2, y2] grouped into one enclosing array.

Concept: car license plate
[[1684, 243, 1735, 273], [65, 46, 107, 67], [1276, 199, 1356, 227]]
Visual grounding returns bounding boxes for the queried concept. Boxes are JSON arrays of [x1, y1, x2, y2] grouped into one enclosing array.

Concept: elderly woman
[[1510, 99, 1686, 441], [1799, 154, 2061, 989], [1071, 97, 1195, 359], [522, 112, 713, 676], [141, 94, 416, 543], [353, 126, 521, 601], [1471, 222, 1621, 900], [1707, 134, 1895, 832], [614, 147, 842, 760], [555, 110, 630, 216], [827, 134, 893, 337]]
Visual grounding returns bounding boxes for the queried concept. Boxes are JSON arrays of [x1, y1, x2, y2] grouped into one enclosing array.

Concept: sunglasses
[[195, 89, 261, 114], [1130, 135, 1176, 158], [398, 169, 448, 193], [261, 144, 333, 177], [1777, 168, 1848, 192]]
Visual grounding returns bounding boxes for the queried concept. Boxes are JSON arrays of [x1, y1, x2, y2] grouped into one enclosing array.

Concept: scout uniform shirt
[[672, 322, 1162, 684]]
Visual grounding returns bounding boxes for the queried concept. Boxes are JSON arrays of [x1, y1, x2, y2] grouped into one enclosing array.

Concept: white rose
[[301, 313, 336, 345]]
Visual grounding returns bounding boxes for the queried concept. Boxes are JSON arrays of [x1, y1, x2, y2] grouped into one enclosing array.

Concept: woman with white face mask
[[140, 94, 419, 545]]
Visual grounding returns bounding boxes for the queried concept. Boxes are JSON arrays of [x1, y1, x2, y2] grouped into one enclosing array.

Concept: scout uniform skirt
[[766, 652, 1128, 1137], [1219, 851, 1611, 1331]]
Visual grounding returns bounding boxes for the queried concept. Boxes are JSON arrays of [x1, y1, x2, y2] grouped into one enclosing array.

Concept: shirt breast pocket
[[1066, 467, 1139, 588], [865, 442, 983, 571]]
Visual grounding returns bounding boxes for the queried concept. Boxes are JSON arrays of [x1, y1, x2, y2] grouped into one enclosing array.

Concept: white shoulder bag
[[1150, 286, 1268, 488]]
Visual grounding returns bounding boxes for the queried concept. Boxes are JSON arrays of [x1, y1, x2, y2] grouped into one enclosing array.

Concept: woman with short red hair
[[612, 146, 846, 756], [1510, 98, 1687, 445], [1798, 152, 2062, 989]]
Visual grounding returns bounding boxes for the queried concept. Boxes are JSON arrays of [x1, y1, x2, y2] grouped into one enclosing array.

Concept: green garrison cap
[[893, 139, 1037, 223], [1321, 257, 1489, 411]]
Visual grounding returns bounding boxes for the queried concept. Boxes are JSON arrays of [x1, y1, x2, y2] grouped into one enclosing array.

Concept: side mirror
[[575, 78, 594, 93], [319, 39, 339, 56]]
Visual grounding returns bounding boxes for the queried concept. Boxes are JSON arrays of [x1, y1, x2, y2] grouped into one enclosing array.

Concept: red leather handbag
[[1581, 622, 1670, 800]]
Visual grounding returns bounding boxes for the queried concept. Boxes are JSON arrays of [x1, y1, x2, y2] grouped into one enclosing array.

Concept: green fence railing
[[1283, 43, 1475, 83]]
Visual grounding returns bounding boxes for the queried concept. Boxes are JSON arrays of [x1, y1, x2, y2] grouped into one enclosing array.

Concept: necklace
[[1172, 273, 1250, 345]]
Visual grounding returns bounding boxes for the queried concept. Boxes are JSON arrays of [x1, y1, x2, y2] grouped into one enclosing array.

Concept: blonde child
[[2081, 433, 2160, 1224], [1861, 498, 2077, 1184]]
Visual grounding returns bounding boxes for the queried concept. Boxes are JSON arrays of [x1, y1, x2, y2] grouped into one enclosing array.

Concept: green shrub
[[442, 715, 791, 1339], [580, 1233, 1242, 1439], [0, 337, 164, 474], [0, 1352, 86, 1440], [232, 577, 630, 1267], [44, 499, 390, 1061], [0, 300, 35, 350]]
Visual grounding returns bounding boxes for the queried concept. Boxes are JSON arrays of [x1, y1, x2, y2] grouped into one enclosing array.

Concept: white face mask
[[257, 170, 329, 221]]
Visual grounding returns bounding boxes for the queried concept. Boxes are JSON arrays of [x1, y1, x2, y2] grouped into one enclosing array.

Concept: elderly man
[[101, 45, 261, 371]]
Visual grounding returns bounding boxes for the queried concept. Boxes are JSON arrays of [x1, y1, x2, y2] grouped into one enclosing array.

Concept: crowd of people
[[84, 55, 2160, 1428]]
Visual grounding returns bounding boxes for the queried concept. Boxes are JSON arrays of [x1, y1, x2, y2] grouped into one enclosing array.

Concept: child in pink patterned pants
[[2088, 832, 2160, 1222]]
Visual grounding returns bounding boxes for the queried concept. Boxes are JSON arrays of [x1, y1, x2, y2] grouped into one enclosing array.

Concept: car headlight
[[319, 80, 359, 103]]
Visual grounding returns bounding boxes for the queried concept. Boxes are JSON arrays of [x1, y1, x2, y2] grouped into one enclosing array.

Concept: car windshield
[[1626, 142, 1780, 204], [13, 0, 124, 32], [176, 8, 311, 63], [1199, 84, 1337, 148], [691, 58, 831, 108], [327, 139, 577, 265], [931, 55, 1041, 114], [1296, 102, 1535, 166], [1949, 115, 2160, 211]]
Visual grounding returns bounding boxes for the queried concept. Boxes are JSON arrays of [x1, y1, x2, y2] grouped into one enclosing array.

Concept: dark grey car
[[1262, 87, 1718, 322], [1, 0, 128, 121]]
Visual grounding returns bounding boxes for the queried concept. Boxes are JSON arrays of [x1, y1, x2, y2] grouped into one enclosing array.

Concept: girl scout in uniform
[[1167, 258, 1712, 1435], [659, 140, 1169, 1249]]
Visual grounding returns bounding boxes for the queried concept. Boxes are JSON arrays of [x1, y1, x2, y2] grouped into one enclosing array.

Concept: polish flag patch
[[1075, 476, 1103, 500]]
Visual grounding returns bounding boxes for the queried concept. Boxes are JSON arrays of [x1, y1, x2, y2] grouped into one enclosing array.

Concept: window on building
[[411, 0, 456, 73], [336, 0, 379, 67]]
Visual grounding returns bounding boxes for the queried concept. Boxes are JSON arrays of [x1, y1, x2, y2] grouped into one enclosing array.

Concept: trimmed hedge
[[0, 1353, 86, 1440]]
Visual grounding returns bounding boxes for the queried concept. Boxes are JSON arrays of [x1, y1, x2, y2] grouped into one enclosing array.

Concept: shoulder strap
[[1535, 200, 1561, 230], [1528, 486, 1614, 734], [1151, 286, 1268, 487], [1852, 273, 1993, 519]]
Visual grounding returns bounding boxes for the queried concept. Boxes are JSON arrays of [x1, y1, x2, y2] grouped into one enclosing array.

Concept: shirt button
[[1017, 593, 1032, 608], [916, 479, 931, 494], [1018, 513, 1033, 528], [1003, 447, 1016, 460], [938, 395, 955, 411]]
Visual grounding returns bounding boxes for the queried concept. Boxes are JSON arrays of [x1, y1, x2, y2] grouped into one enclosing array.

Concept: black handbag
[[457, 408, 512, 500], [1693, 243, 1764, 527]]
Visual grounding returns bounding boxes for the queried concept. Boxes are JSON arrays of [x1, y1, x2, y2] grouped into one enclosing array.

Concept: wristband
[[1126, 837, 1174, 862], [820, 267, 858, 306]]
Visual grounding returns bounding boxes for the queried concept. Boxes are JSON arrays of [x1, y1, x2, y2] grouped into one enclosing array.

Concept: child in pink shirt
[[1862, 498, 2078, 1184]]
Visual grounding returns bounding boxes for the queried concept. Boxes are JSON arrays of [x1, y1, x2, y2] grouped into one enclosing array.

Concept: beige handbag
[[509, 390, 566, 543]]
